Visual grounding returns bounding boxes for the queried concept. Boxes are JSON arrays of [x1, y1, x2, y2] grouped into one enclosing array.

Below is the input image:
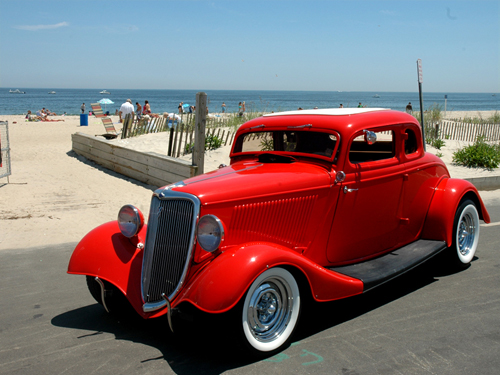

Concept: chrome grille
[[142, 191, 200, 312]]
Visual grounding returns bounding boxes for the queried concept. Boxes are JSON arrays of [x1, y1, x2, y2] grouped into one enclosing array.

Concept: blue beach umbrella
[[98, 98, 114, 111]]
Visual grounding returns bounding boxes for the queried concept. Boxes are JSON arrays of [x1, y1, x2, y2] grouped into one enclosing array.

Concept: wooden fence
[[120, 114, 237, 158], [436, 120, 500, 142]]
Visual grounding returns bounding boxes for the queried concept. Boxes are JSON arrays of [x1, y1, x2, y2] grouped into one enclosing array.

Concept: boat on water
[[373, 94, 380, 98], [100, 90, 110, 94], [48, 91, 56, 94], [9, 89, 26, 94]]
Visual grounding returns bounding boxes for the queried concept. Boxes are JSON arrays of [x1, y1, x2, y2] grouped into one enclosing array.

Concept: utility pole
[[417, 59, 426, 151], [193, 92, 207, 175]]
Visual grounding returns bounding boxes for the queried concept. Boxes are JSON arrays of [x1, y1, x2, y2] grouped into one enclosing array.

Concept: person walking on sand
[[119, 99, 134, 123], [242, 101, 246, 114], [178, 102, 184, 114], [135, 102, 142, 120], [406, 102, 413, 113], [221, 102, 226, 113], [81, 103, 85, 114], [238, 102, 243, 117]]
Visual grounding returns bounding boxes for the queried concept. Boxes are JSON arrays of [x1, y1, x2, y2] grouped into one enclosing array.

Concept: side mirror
[[363, 130, 377, 145]]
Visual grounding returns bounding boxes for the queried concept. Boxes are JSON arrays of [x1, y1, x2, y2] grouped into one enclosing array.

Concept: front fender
[[177, 242, 363, 314], [67, 221, 147, 317], [421, 178, 490, 246]]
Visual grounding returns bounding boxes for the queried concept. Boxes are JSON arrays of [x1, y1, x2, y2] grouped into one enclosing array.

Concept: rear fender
[[67, 221, 147, 317], [177, 242, 364, 314], [421, 178, 490, 246]]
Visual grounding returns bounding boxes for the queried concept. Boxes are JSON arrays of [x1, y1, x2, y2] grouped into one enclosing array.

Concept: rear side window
[[349, 130, 395, 164], [405, 129, 418, 155]]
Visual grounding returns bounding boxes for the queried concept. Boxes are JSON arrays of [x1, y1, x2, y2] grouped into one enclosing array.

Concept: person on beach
[[119, 99, 134, 123], [242, 101, 246, 114], [406, 102, 413, 113], [221, 102, 226, 113], [81, 103, 85, 114], [178, 102, 184, 114], [143, 100, 151, 115], [238, 102, 243, 117], [339, 104, 344, 108], [135, 102, 142, 120], [358, 102, 363, 108]]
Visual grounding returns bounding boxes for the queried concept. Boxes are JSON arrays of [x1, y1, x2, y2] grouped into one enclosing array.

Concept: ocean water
[[0, 88, 498, 116]]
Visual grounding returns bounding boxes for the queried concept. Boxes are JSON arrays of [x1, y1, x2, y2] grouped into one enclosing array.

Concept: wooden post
[[168, 127, 174, 156], [193, 92, 207, 175]]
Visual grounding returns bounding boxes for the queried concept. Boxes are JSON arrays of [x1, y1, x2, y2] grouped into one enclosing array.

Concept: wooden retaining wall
[[72, 133, 197, 188]]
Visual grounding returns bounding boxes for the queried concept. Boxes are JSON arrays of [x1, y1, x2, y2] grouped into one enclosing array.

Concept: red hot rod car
[[68, 108, 490, 354]]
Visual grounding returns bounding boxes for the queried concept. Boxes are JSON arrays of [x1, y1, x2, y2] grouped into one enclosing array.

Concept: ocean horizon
[[0, 88, 498, 116]]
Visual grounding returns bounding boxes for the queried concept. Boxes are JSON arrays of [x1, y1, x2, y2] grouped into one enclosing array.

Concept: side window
[[404, 129, 418, 155], [349, 130, 395, 164]]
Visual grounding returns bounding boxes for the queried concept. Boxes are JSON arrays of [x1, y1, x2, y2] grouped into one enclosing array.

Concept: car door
[[327, 127, 405, 264]]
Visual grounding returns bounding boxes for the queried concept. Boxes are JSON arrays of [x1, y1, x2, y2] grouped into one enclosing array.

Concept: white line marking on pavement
[[481, 222, 500, 227]]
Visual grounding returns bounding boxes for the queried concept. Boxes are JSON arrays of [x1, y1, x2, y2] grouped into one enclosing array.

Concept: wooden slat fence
[[437, 120, 500, 142], [120, 113, 237, 158]]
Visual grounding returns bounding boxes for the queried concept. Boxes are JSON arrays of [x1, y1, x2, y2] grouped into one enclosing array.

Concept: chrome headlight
[[197, 215, 224, 252], [118, 205, 144, 238]]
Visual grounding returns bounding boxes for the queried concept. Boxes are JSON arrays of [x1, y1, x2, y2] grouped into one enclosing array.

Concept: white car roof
[[264, 108, 389, 117]]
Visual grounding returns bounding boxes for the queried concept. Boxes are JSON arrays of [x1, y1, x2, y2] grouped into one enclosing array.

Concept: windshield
[[233, 131, 338, 159]]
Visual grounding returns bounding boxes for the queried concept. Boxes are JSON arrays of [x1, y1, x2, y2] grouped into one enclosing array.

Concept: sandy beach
[[1, 111, 499, 251]]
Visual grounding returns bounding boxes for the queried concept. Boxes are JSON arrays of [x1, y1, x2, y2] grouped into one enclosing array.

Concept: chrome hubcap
[[458, 212, 476, 256], [247, 277, 292, 343]]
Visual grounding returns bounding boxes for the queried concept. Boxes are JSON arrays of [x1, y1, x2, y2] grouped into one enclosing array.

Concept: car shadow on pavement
[[51, 258, 467, 375]]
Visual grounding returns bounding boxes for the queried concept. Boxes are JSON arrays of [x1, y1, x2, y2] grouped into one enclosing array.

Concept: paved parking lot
[[1, 204, 499, 375]]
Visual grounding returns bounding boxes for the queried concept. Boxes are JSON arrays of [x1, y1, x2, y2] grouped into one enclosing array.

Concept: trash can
[[80, 114, 88, 126]]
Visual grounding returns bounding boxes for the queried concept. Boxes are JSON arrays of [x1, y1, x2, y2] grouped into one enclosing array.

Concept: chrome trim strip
[[162, 293, 174, 332], [95, 277, 109, 313]]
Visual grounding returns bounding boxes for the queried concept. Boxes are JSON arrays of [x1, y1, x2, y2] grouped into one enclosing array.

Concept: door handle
[[344, 186, 358, 194]]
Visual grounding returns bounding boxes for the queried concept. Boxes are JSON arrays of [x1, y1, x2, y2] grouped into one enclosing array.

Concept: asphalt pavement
[[1, 205, 499, 375]]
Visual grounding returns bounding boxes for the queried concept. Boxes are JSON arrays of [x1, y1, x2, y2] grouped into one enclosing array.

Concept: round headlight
[[197, 215, 224, 252], [118, 205, 144, 238]]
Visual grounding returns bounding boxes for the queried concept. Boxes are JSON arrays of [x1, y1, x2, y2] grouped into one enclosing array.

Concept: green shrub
[[430, 138, 445, 150], [205, 134, 223, 150], [452, 136, 500, 169], [184, 134, 223, 154]]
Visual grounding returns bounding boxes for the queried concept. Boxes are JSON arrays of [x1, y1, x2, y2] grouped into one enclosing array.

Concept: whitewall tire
[[451, 200, 480, 266], [241, 267, 301, 353]]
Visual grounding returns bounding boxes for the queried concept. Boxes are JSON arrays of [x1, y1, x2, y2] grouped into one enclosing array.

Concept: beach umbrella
[[98, 98, 114, 111]]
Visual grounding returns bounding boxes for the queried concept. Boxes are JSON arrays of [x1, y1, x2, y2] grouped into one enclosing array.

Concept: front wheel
[[449, 199, 480, 268], [240, 267, 301, 353]]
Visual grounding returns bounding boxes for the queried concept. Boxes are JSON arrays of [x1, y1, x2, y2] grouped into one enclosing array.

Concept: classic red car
[[68, 108, 490, 354]]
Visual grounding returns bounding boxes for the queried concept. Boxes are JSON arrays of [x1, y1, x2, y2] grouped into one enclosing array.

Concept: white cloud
[[14, 22, 69, 31]]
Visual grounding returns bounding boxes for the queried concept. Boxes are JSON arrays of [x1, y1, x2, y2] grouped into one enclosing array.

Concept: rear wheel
[[449, 199, 480, 268], [240, 268, 301, 354]]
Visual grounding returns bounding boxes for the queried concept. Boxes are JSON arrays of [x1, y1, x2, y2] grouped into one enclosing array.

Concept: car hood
[[168, 161, 332, 204]]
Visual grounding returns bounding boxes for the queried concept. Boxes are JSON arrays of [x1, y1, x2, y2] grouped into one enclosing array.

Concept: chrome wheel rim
[[247, 276, 293, 343], [458, 211, 476, 257]]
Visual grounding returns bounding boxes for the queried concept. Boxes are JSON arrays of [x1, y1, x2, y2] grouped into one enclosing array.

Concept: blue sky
[[0, 0, 498, 92]]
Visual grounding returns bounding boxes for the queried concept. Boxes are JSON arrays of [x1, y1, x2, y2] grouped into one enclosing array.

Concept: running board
[[328, 240, 447, 292]]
